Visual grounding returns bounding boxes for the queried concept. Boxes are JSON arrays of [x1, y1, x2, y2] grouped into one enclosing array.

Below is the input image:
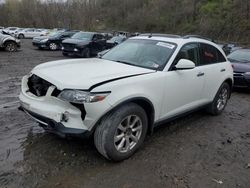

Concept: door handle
[[221, 69, 226, 72], [197, 72, 205, 77]]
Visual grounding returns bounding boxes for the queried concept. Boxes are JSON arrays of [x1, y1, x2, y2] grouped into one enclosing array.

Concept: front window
[[71, 32, 93, 40], [227, 49, 250, 62], [102, 39, 176, 70]]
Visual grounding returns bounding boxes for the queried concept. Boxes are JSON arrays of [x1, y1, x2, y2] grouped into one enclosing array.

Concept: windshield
[[228, 50, 250, 62], [48, 32, 63, 37], [109, 36, 125, 43], [102, 39, 176, 70], [71, 32, 93, 40]]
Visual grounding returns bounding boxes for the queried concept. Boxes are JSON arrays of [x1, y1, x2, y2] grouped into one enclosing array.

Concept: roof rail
[[183, 35, 215, 42], [140, 33, 181, 38]]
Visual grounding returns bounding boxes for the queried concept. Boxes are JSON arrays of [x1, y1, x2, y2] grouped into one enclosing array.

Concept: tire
[[18, 34, 24, 39], [49, 42, 58, 51], [4, 41, 17, 52], [206, 82, 230, 115], [62, 52, 68, 56], [81, 47, 90, 58], [94, 103, 148, 161]]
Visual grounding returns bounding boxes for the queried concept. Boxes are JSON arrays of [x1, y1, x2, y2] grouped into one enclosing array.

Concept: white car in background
[[3, 27, 19, 35], [15, 28, 49, 39], [19, 34, 233, 161]]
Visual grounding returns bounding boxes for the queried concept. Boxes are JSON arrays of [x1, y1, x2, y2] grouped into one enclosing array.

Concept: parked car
[[3, 27, 19, 35], [0, 31, 21, 52], [62, 32, 106, 57], [106, 36, 126, 48], [227, 48, 250, 89], [33, 31, 78, 50], [19, 34, 233, 161], [15, 28, 48, 39]]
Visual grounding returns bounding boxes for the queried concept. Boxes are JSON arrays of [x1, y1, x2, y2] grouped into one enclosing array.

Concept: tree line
[[0, 0, 249, 43]]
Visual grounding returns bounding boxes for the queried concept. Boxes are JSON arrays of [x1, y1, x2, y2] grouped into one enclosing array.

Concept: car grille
[[27, 75, 53, 97], [63, 43, 75, 51]]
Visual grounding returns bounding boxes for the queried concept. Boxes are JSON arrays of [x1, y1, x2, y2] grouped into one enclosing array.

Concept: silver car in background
[[0, 31, 21, 52]]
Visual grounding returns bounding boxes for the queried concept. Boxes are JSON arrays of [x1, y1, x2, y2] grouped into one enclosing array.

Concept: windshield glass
[[71, 32, 93, 40], [50, 32, 62, 37], [102, 39, 176, 70], [228, 50, 250, 62], [109, 36, 125, 43]]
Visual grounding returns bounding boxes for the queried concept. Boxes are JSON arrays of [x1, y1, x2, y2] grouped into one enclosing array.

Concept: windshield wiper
[[115, 60, 135, 66]]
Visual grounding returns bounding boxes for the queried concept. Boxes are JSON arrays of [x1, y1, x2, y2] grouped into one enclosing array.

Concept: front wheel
[[81, 47, 90, 58], [206, 82, 230, 115], [49, 42, 58, 51], [5, 41, 17, 52], [94, 103, 148, 161]]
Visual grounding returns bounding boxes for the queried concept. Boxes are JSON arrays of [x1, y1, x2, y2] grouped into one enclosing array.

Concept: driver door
[[160, 43, 206, 120]]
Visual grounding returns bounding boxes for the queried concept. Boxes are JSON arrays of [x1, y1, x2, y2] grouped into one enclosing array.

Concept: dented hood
[[31, 58, 155, 90]]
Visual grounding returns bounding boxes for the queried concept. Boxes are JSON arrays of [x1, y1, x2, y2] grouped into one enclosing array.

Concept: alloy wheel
[[114, 115, 142, 153], [6, 43, 16, 52], [49, 43, 57, 50], [217, 87, 228, 111]]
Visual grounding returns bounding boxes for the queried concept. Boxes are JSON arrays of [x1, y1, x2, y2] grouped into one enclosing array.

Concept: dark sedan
[[33, 31, 78, 50], [228, 48, 250, 89], [61, 32, 106, 57]]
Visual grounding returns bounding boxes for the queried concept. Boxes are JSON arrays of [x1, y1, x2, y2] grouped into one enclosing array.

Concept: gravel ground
[[0, 40, 250, 188]]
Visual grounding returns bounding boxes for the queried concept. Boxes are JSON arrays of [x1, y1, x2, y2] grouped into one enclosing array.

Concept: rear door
[[198, 43, 228, 101]]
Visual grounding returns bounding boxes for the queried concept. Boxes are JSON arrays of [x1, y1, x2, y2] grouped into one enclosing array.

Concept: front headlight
[[58, 90, 110, 103], [40, 38, 48, 43]]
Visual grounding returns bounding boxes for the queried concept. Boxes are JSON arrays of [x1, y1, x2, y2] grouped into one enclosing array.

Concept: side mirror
[[175, 59, 195, 70], [97, 49, 110, 58]]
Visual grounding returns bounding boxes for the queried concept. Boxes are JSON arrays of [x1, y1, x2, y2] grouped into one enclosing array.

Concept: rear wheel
[[207, 82, 230, 115], [18, 34, 24, 39], [94, 103, 148, 161], [49, 42, 58, 50], [5, 41, 17, 52]]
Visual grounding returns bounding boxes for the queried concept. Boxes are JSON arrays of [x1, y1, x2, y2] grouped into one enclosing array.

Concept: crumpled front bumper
[[19, 75, 112, 137]]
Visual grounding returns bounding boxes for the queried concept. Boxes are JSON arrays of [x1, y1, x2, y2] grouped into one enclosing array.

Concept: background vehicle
[[106, 36, 126, 48], [228, 48, 250, 89], [33, 31, 78, 50], [15, 28, 48, 39], [0, 31, 21, 52], [62, 32, 106, 57], [19, 34, 233, 161], [3, 27, 19, 35]]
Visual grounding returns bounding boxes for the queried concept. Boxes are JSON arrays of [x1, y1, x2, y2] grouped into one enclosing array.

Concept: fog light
[[61, 111, 70, 122], [74, 48, 78, 52]]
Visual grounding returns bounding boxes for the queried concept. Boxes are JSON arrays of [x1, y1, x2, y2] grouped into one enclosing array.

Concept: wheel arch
[[92, 97, 155, 135], [3, 40, 17, 47]]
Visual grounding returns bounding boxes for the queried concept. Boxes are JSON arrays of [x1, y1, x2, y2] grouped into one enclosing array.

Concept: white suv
[[19, 34, 233, 161]]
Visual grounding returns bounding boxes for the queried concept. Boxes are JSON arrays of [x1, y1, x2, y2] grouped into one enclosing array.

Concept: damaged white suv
[[19, 34, 233, 161]]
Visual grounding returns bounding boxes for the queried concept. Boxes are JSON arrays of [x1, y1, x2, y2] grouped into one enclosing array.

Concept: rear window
[[200, 43, 226, 65]]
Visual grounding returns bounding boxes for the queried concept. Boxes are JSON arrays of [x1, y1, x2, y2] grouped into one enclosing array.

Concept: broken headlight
[[58, 90, 110, 103]]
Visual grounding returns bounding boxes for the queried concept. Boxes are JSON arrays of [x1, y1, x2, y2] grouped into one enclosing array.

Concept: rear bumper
[[19, 106, 91, 138]]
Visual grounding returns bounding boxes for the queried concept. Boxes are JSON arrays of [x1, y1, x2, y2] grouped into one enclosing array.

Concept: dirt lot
[[0, 40, 250, 188]]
